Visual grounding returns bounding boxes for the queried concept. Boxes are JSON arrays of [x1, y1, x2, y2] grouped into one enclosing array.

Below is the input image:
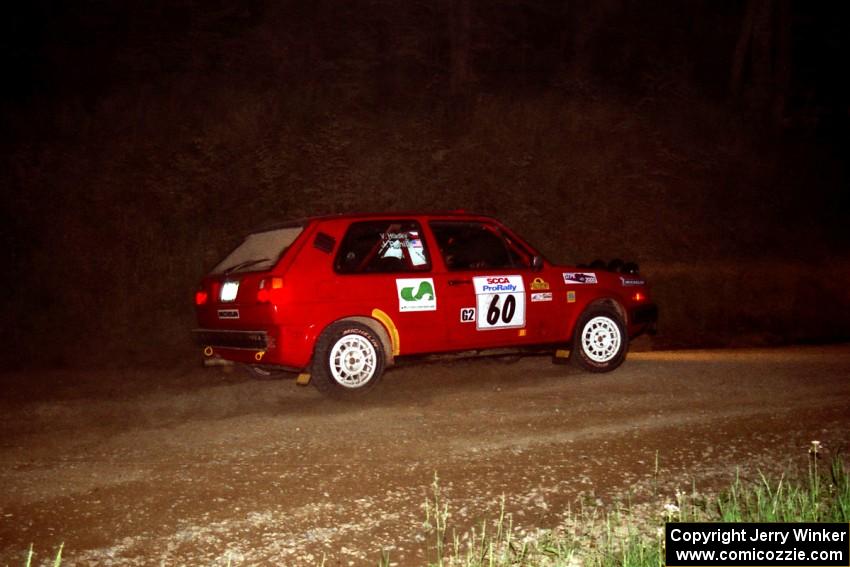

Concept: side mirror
[[531, 255, 544, 271]]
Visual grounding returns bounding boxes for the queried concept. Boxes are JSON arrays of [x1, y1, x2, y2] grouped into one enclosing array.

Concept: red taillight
[[195, 290, 209, 305], [257, 277, 284, 303], [632, 291, 646, 302]]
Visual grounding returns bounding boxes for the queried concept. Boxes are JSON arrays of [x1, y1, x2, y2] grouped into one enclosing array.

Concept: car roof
[[253, 210, 499, 232]]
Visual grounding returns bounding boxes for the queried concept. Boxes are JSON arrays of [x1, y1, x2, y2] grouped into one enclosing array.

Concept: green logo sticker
[[400, 281, 434, 302], [396, 278, 437, 312]]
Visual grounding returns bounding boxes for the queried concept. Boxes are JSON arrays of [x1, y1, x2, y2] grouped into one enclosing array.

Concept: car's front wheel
[[570, 305, 628, 372], [312, 321, 385, 397]]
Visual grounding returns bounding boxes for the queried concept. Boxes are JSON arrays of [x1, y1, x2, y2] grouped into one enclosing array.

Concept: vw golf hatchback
[[193, 212, 657, 397]]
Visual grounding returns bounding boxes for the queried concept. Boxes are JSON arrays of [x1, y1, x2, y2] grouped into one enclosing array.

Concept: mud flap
[[552, 348, 571, 365], [296, 372, 311, 386]]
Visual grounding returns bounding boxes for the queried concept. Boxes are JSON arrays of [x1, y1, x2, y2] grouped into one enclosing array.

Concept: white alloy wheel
[[579, 315, 622, 363], [329, 333, 378, 388]]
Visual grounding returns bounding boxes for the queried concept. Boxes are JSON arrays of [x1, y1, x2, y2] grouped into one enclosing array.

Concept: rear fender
[[314, 316, 396, 367]]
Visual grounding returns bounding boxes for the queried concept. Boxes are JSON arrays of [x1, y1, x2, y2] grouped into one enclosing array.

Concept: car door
[[429, 220, 550, 350], [332, 218, 445, 355]]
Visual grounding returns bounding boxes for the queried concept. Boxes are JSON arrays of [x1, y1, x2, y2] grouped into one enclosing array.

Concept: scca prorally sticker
[[459, 307, 475, 323], [563, 272, 597, 285], [396, 278, 437, 312], [620, 276, 646, 286], [472, 275, 526, 330], [531, 292, 552, 302]]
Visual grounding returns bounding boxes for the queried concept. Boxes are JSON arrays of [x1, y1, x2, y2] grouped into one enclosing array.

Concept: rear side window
[[211, 226, 303, 275], [335, 220, 431, 274], [430, 221, 530, 270]]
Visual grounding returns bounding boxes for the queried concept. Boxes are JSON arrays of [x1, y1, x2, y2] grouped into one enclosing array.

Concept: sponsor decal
[[218, 309, 240, 319], [530, 277, 550, 290], [567, 291, 576, 303], [460, 307, 475, 323], [620, 276, 646, 286], [396, 278, 437, 312], [472, 275, 526, 330], [563, 272, 597, 285], [473, 275, 523, 294], [531, 292, 553, 302]]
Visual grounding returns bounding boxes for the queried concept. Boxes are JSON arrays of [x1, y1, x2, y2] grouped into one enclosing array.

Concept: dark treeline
[[4, 1, 847, 133]]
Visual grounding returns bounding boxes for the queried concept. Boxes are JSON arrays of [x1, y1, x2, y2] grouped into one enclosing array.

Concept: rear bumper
[[193, 328, 270, 350], [192, 326, 314, 369]]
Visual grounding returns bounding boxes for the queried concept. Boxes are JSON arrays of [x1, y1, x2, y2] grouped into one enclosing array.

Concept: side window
[[430, 221, 530, 271], [335, 220, 431, 274]]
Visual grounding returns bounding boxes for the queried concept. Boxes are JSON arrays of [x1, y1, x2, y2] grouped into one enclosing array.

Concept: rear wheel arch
[[343, 316, 394, 367], [305, 315, 394, 369], [311, 319, 388, 398]]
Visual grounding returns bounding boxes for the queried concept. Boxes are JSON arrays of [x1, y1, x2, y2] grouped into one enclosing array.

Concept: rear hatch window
[[211, 226, 304, 275]]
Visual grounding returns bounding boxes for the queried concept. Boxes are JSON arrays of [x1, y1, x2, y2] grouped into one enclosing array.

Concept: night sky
[[2, 1, 849, 368]]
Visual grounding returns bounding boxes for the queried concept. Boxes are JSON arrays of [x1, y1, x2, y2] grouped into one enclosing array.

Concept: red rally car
[[193, 212, 658, 397]]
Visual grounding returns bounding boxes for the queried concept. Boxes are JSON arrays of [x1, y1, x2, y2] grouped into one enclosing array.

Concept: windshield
[[211, 226, 304, 275]]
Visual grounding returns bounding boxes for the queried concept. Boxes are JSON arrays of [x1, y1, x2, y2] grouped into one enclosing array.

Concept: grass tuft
[[404, 452, 849, 567]]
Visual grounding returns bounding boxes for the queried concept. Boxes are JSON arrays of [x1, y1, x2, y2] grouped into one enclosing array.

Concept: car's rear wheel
[[570, 305, 628, 372], [312, 321, 385, 397]]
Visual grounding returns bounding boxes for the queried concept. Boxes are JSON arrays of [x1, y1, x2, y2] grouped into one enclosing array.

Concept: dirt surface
[[1, 344, 849, 566]]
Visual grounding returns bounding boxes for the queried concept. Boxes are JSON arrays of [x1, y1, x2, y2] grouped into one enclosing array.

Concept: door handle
[[448, 279, 472, 286]]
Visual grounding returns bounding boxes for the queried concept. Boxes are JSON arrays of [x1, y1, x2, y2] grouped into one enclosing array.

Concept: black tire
[[311, 321, 385, 398], [570, 305, 628, 372], [241, 364, 290, 380]]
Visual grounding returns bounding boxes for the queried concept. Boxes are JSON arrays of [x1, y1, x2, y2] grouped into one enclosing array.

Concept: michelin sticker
[[563, 272, 597, 285], [620, 276, 646, 286], [396, 278, 436, 312], [472, 275, 526, 330], [531, 292, 552, 302]]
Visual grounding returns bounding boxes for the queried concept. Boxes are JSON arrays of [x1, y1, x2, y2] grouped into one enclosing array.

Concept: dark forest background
[[2, 0, 849, 369]]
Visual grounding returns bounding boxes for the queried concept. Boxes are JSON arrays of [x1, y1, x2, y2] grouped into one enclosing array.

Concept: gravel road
[[1, 344, 849, 566]]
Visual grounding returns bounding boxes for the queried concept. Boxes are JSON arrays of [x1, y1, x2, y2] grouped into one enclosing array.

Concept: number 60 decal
[[486, 294, 516, 325], [472, 275, 526, 330]]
